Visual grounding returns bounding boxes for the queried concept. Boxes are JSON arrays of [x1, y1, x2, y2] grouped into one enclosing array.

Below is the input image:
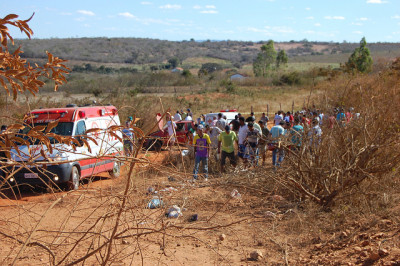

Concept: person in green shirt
[[218, 125, 238, 172]]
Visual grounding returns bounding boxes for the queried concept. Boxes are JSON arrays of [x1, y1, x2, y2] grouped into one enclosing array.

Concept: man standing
[[218, 125, 238, 172], [260, 113, 269, 125], [290, 117, 304, 151], [274, 111, 283, 125], [185, 112, 193, 121], [244, 122, 261, 167], [308, 119, 322, 150], [193, 125, 211, 181], [216, 113, 226, 131], [122, 123, 134, 156], [258, 120, 270, 165], [164, 114, 177, 149], [229, 115, 240, 134], [269, 120, 286, 168], [237, 117, 248, 163], [174, 111, 182, 121], [209, 126, 222, 151]]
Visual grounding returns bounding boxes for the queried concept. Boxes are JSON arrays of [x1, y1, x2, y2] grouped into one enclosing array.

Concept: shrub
[[278, 71, 302, 86], [278, 59, 400, 208]]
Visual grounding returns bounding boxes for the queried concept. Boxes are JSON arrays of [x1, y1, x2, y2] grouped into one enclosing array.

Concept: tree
[[167, 57, 180, 68], [198, 63, 222, 77], [0, 14, 69, 100], [345, 37, 373, 73], [276, 50, 288, 68], [253, 40, 277, 77]]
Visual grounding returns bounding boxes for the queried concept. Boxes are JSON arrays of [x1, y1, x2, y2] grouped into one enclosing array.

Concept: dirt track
[[0, 150, 399, 265]]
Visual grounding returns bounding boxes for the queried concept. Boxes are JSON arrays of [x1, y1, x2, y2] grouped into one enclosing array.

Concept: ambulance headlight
[[53, 152, 68, 162]]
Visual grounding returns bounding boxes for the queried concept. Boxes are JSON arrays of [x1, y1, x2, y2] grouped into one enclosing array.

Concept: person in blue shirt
[[122, 124, 134, 156], [290, 117, 304, 151], [336, 108, 346, 126], [269, 120, 286, 168]]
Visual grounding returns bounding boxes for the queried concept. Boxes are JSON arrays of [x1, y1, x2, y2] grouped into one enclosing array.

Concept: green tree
[[346, 37, 373, 73], [253, 40, 277, 77], [276, 50, 288, 68], [168, 57, 180, 68]]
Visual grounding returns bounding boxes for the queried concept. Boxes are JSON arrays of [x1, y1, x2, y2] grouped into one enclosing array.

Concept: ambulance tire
[[147, 139, 162, 152], [109, 161, 121, 178], [67, 166, 80, 191]]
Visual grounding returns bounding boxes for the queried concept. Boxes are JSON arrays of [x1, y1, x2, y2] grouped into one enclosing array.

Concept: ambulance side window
[[75, 120, 86, 136]]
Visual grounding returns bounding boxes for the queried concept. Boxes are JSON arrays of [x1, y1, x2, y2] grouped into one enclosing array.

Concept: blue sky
[[1, 0, 399, 42]]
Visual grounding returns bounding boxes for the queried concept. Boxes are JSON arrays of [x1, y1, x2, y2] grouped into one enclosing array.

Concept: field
[[1, 31, 400, 265]]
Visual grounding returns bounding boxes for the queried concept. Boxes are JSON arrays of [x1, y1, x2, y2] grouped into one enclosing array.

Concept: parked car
[[145, 120, 195, 151]]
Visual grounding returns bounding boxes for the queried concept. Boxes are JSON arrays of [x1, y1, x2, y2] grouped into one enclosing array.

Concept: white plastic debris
[[160, 186, 178, 192], [230, 189, 241, 199], [167, 205, 182, 218]]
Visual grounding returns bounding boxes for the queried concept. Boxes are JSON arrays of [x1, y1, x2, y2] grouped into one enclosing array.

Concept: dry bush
[[276, 58, 400, 208]]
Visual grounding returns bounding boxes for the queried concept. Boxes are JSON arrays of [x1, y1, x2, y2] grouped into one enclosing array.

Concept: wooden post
[[279, 103, 282, 111], [292, 101, 294, 114], [267, 104, 269, 118], [251, 105, 253, 114]]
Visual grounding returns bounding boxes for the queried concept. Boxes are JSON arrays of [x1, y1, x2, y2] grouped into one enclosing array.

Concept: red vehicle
[[145, 120, 195, 151]]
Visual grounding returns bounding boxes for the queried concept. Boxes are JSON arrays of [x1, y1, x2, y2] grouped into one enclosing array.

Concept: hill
[[11, 38, 400, 68]]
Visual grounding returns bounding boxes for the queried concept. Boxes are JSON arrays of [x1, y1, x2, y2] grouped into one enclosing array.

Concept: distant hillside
[[11, 38, 400, 67]]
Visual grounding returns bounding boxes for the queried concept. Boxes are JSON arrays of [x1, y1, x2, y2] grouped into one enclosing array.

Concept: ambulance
[[204, 109, 239, 126], [6, 104, 123, 190]]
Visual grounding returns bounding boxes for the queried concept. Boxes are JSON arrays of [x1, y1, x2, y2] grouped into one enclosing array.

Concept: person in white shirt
[[185, 115, 193, 121], [274, 111, 283, 125], [173, 111, 181, 121], [237, 117, 248, 162], [216, 113, 226, 131], [164, 114, 177, 149]]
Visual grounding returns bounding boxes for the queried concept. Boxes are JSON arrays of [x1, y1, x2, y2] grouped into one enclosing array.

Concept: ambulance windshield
[[19, 122, 74, 144]]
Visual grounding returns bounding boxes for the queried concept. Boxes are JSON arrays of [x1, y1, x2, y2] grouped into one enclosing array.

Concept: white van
[[204, 109, 239, 127], [6, 105, 123, 190]]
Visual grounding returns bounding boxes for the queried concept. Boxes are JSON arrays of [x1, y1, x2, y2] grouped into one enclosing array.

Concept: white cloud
[[353, 31, 363, 34], [352, 22, 363, 26], [314, 23, 321, 27], [304, 30, 315, 34], [359, 17, 368, 21], [77, 10, 95, 16], [159, 4, 181, 10], [141, 1, 152, 5], [367, 0, 387, 3], [200, 10, 218, 14], [324, 16, 345, 20], [205, 5, 216, 9], [193, 5, 202, 9], [305, 7, 311, 11], [306, 16, 314, 20], [392, 15, 400, 19], [276, 27, 293, 33], [118, 12, 135, 19]]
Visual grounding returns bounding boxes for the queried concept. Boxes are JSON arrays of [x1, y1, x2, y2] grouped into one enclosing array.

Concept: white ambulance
[[204, 109, 239, 127], [6, 105, 123, 190]]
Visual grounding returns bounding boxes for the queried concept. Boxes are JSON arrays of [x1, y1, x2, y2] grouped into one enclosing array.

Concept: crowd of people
[[175, 107, 357, 181], [123, 106, 358, 181]]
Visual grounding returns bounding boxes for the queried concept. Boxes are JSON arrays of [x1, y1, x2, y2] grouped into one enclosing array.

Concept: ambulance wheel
[[67, 166, 80, 191], [110, 161, 121, 178], [147, 139, 162, 152]]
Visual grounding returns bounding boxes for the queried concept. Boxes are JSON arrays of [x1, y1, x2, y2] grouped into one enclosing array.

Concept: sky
[[1, 0, 400, 42]]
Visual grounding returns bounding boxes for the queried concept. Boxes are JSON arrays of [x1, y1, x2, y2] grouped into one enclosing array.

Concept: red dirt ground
[[0, 150, 399, 265]]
